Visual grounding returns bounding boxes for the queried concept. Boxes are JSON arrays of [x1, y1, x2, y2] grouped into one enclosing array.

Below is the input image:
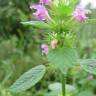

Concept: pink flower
[[73, 6, 91, 22], [41, 44, 49, 55], [30, 4, 50, 20], [40, 0, 50, 5]]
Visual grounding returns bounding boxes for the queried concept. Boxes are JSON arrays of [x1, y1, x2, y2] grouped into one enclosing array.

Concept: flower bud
[[51, 39, 58, 49]]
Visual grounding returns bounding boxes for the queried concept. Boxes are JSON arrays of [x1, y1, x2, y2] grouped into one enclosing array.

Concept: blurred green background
[[0, 0, 46, 96], [0, 0, 96, 96]]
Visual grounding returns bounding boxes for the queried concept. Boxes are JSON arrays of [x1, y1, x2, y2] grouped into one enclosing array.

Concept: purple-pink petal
[[73, 6, 91, 22], [41, 44, 49, 55], [30, 4, 50, 20]]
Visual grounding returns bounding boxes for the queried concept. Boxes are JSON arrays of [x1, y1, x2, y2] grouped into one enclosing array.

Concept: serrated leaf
[[47, 47, 78, 71], [9, 65, 46, 92], [21, 21, 51, 29], [80, 59, 96, 75]]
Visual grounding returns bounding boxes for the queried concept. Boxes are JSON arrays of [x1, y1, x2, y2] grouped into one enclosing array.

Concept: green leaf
[[9, 65, 46, 92], [48, 82, 76, 94], [80, 59, 96, 75], [47, 47, 78, 71], [21, 21, 51, 29]]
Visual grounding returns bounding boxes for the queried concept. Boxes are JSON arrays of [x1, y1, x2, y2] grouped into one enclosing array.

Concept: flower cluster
[[30, 0, 91, 55]]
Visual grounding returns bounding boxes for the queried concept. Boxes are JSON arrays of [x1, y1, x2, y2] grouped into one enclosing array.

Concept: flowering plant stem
[[61, 73, 66, 96]]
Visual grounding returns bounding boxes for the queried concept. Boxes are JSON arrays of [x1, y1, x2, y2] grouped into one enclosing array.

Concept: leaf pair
[[47, 47, 96, 75]]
